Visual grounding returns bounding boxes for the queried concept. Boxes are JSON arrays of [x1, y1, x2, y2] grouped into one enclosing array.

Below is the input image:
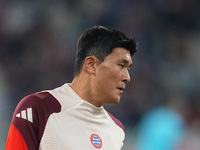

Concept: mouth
[[117, 87, 125, 93]]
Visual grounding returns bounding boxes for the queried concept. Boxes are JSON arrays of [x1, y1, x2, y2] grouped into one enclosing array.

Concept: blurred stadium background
[[0, 0, 200, 150]]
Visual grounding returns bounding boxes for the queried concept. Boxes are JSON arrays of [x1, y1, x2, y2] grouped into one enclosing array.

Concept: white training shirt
[[6, 83, 125, 150]]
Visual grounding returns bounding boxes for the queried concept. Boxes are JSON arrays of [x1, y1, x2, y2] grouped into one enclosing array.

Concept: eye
[[118, 64, 124, 68]]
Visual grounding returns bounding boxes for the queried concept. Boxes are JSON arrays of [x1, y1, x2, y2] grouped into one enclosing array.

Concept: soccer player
[[5, 26, 137, 150]]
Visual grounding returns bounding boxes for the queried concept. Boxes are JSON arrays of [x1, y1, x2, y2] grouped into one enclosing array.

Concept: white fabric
[[39, 84, 125, 150]]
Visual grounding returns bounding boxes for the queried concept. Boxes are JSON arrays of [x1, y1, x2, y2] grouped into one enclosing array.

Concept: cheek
[[96, 65, 121, 83], [103, 72, 119, 83]]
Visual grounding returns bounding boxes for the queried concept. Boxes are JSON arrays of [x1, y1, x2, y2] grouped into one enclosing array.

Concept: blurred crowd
[[0, 0, 200, 149]]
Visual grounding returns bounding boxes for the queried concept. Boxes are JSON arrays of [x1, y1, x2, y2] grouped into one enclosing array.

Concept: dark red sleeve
[[5, 92, 61, 150]]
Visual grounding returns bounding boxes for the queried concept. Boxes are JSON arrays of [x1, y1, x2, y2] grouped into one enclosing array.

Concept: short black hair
[[74, 26, 137, 76]]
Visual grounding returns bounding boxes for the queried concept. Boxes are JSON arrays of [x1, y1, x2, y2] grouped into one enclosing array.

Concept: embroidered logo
[[16, 108, 33, 123], [90, 133, 102, 149]]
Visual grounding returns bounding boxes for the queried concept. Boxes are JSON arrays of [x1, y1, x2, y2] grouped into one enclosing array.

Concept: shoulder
[[106, 110, 125, 132], [15, 92, 61, 115], [10, 91, 61, 149], [12, 91, 61, 126]]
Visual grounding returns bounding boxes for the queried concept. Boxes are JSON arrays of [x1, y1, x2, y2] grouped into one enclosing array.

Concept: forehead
[[105, 47, 132, 64]]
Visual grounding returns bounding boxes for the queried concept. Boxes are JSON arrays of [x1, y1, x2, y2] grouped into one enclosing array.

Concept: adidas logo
[[16, 108, 33, 123]]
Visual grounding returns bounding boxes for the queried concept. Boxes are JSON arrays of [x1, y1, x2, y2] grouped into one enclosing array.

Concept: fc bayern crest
[[90, 133, 102, 149]]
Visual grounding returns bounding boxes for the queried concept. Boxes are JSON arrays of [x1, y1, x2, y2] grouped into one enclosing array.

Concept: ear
[[84, 56, 99, 75]]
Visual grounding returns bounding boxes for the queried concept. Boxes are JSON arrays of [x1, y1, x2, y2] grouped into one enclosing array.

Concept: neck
[[70, 75, 102, 107]]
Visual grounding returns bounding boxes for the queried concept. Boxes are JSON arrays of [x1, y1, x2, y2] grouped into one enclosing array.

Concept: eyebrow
[[121, 58, 132, 67]]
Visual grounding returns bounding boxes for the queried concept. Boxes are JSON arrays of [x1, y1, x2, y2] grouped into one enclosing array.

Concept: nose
[[122, 69, 131, 83]]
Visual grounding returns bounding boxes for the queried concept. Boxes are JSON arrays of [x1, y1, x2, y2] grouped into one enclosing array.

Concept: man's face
[[94, 47, 132, 105]]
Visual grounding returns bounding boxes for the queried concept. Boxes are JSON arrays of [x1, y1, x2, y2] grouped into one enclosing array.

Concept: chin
[[112, 98, 121, 104], [105, 96, 121, 105]]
